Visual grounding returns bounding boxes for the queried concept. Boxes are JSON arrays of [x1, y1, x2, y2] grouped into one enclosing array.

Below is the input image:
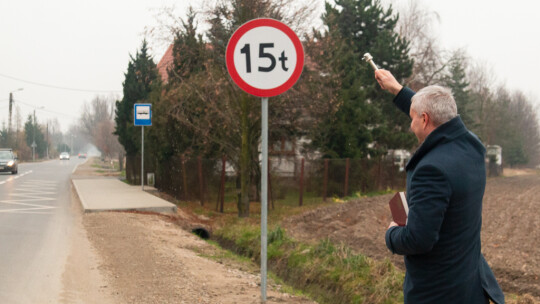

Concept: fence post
[[299, 158, 305, 206], [219, 156, 226, 213], [344, 158, 350, 197], [198, 156, 204, 206], [378, 157, 382, 190], [181, 155, 188, 200], [323, 159, 328, 202], [390, 161, 395, 190]]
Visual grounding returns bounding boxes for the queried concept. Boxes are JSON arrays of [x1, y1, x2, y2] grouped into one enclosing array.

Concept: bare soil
[[282, 171, 540, 302], [68, 159, 315, 304], [69, 159, 539, 302]]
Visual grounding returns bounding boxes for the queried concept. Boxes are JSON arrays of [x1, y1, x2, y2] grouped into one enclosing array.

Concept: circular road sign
[[226, 18, 304, 97]]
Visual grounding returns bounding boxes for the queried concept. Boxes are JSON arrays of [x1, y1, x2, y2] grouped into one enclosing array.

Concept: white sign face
[[136, 105, 151, 120], [233, 26, 297, 90], [226, 18, 304, 97]]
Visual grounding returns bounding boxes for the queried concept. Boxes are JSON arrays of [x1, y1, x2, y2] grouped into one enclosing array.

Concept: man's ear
[[422, 112, 430, 129]]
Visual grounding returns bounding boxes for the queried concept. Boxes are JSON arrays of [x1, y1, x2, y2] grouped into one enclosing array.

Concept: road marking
[[0, 178, 57, 215], [0, 171, 32, 185]]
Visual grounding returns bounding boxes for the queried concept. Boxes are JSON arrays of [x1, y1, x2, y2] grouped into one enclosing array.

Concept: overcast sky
[[424, 0, 540, 99], [1, 0, 539, 134]]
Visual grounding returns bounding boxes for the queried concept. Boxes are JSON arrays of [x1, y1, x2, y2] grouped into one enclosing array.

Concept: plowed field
[[283, 172, 540, 300]]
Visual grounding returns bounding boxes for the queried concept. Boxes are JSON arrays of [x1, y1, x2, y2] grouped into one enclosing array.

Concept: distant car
[[0, 148, 18, 174], [78, 153, 87, 159], [59, 152, 70, 160]]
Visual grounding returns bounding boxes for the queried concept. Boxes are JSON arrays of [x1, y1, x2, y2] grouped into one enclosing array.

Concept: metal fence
[[126, 155, 407, 208]]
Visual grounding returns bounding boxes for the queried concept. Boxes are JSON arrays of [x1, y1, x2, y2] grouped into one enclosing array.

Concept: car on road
[[0, 148, 18, 174], [78, 153, 87, 159], [59, 152, 70, 160]]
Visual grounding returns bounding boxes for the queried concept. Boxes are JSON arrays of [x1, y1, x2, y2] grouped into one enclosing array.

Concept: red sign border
[[226, 18, 304, 97]]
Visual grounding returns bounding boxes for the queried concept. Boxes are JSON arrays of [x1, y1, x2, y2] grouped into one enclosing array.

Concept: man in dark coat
[[375, 69, 504, 304]]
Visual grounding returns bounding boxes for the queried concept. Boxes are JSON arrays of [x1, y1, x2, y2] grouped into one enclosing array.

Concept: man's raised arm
[[374, 69, 415, 117]]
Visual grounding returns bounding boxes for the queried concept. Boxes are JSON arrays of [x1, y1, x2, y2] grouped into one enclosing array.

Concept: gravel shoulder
[[66, 159, 315, 304]]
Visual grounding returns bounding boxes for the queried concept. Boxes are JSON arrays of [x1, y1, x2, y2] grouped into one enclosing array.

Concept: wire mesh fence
[[126, 155, 407, 209]]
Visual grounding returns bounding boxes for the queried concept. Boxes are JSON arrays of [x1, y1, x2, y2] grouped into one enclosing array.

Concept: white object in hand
[[363, 53, 379, 70]]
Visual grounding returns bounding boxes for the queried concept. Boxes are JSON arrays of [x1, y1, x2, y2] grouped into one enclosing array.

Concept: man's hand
[[388, 221, 399, 229], [375, 69, 403, 95]]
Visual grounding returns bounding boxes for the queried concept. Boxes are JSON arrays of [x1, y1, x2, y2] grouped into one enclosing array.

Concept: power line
[[0, 72, 121, 93], [15, 99, 79, 119]]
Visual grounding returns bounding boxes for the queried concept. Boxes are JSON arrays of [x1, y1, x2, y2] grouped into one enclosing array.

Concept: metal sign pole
[[261, 97, 268, 303], [141, 125, 144, 191], [225, 20, 303, 303]]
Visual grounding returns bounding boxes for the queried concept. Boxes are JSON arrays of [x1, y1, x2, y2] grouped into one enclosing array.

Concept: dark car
[[0, 149, 18, 174], [78, 153, 87, 159]]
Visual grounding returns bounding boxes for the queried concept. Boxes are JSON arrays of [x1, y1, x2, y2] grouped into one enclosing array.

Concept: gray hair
[[411, 85, 457, 126]]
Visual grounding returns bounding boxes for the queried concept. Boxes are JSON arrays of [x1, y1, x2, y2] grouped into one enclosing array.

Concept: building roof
[[156, 44, 174, 83]]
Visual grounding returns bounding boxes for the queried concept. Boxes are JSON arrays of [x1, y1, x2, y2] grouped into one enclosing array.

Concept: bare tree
[[80, 95, 116, 141], [144, 0, 324, 53], [78, 95, 123, 162], [466, 60, 498, 142], [392, 0, 448, 90], [95, 119, 124, 161], [152, 0, 330, 217]]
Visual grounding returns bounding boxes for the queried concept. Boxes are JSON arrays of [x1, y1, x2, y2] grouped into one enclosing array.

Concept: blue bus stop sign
[[134, 104, 152, 126]]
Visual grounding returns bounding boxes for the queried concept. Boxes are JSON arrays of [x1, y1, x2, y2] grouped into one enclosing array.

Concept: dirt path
[[60, 189, 119, 304], [283, 172, 540, 302], [82, 211, 314, 304], [67, 159, 315, 304]]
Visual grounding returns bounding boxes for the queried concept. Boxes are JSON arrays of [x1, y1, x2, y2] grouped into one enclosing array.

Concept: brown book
[[389, 192, 408, 226]]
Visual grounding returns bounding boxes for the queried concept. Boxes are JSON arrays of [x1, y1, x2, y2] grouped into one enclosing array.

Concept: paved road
[[0, 158, 85, 303]]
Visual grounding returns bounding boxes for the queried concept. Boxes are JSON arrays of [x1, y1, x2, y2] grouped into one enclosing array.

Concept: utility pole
[[32, 109, 36, 161], [8, 88, 23, 143], [9, 92, 13, 134], [46, 122, 49, 159]]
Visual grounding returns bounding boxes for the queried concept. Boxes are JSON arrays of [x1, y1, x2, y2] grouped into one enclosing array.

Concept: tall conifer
[[313, 0, 414, 158], [114, 40, 159, 156]]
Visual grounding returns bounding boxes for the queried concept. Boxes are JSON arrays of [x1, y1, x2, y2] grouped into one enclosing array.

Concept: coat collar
[[406, 115, 468, 171]]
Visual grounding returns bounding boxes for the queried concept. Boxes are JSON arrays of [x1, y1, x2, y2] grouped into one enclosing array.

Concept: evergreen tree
[[313, 0, 414, 158], [0, 124, 7, 147], [442, 52, 474, 127], [24, 115, 46, 157], [167, 7, 207, 84], [146, 8, 206, 163], [114, 40, 160, 156]]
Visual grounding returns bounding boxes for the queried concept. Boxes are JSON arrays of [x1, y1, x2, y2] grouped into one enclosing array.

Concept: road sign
[[134, 103, 151, 190], [226, 18, 304, 97], [134, 104, 152, 126]]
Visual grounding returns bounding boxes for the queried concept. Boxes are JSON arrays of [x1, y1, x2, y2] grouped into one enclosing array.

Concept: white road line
[[72, 158, 89, 174], [2, 211, 54, 215], [0, 206, 55, 213], [0, 177, 58, 214], [0, 171, 32, 186]]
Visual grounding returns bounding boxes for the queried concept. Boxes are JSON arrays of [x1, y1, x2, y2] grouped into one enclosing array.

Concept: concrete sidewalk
[[72, 178, 177, 214]]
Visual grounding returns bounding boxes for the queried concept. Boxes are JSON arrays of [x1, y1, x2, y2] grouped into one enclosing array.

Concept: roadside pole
[[225, 18, 304, 303], [261, 97, 268, 300], [141, 126, 144, 190], [134, 104, 152, 191]]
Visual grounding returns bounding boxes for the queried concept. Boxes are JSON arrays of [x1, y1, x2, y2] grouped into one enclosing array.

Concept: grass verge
[[214, 221, 404, 304]]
